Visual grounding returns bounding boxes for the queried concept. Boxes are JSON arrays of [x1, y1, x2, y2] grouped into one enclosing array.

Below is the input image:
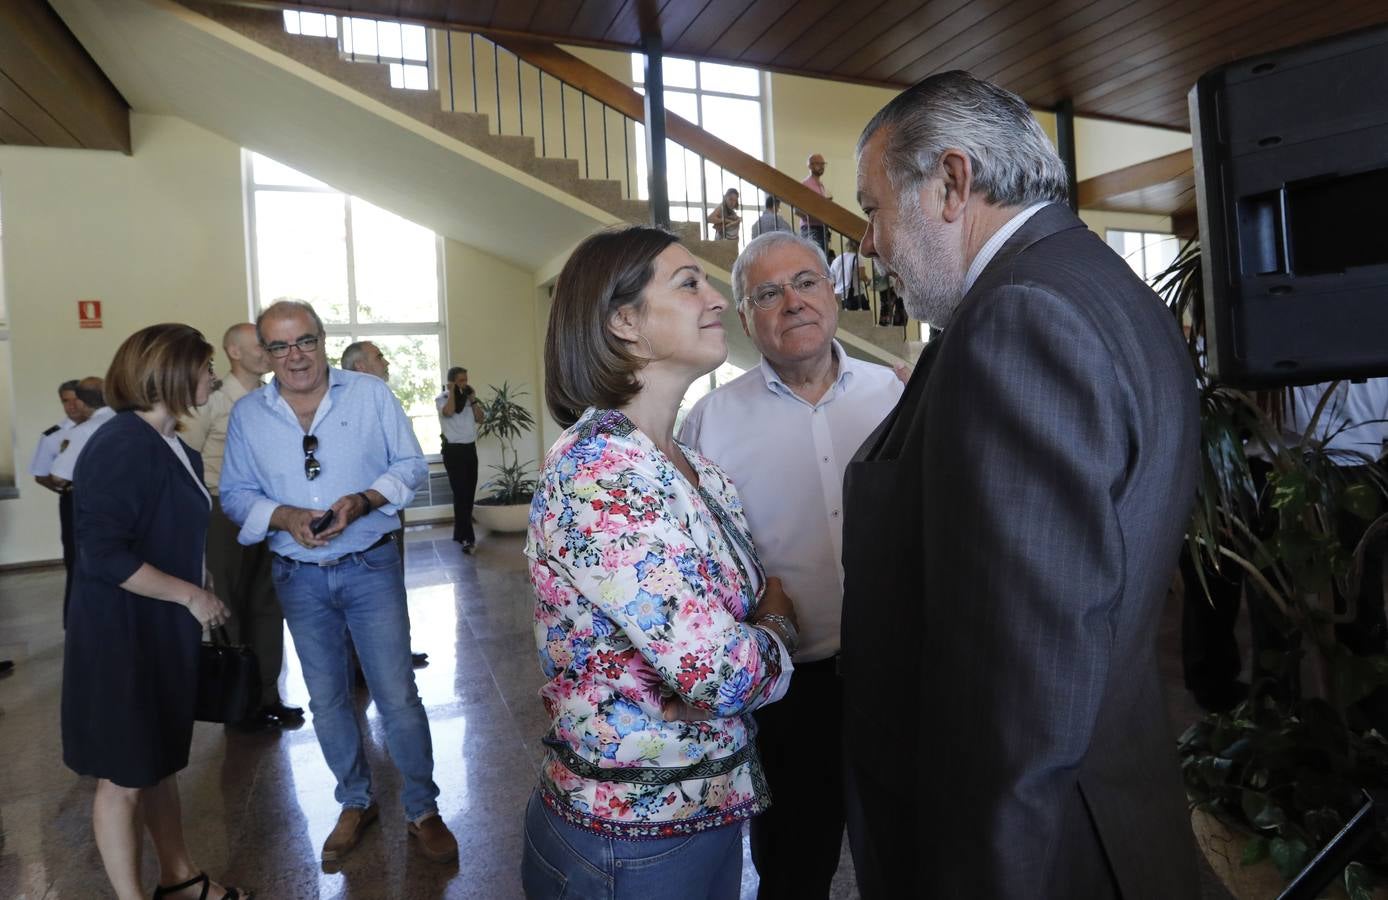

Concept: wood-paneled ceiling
[[216, 0, 1388, 130], [0, 0, 129, 152]]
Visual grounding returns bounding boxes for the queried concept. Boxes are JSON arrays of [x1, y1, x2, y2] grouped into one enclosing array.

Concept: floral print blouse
[[525, 408, 792, 839]]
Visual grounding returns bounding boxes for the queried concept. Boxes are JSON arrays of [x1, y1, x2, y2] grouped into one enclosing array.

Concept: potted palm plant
[[1157, 240, 1388, 899], [471, 381, 539, 534]]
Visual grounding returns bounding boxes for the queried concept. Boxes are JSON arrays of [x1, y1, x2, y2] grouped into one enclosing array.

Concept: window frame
[[242, 150, 449, 462]]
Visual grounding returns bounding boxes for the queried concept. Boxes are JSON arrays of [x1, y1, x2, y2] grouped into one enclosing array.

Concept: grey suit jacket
[[840, 204, 1200, 898]]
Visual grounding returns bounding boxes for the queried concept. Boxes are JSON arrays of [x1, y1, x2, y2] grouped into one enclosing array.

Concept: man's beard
[[890, 192, 966, 329]]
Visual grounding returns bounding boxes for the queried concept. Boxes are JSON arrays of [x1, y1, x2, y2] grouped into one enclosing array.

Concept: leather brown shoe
[[408, 813, 458, 863], [321, 803, 378, 861]]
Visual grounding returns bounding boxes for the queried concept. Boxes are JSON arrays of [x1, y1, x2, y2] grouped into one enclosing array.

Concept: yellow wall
[[0, 114, 251, 566], [441, 239, 545, 490], [1075, 118, 1190, 182], [766, 73, 898, 214], [0, 113, 552, 565]]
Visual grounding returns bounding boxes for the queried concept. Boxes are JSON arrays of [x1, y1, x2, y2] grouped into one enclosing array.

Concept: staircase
[[185, 2, 923, 364], [188, 1, 738, 270]]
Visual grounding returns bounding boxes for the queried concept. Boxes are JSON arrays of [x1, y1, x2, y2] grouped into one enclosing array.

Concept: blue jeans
[[271, 540, 439, 820], [521, 789, 743, 899]]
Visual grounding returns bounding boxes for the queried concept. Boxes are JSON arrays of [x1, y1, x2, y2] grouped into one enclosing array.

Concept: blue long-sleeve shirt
[[220, 367, 426, 561]]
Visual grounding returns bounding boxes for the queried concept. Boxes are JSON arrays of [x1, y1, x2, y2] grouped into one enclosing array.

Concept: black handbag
[[195, 626, 262, 724]]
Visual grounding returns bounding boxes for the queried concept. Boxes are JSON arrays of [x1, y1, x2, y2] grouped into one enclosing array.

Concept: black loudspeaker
[[1190, 25, 1388, 388]]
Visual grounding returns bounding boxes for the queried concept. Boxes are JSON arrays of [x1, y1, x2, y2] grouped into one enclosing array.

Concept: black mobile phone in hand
[[309, 509, 336, 535]]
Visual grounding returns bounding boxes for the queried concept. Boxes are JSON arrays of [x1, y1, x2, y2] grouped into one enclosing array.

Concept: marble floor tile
[[0, 525, 1229, 899]]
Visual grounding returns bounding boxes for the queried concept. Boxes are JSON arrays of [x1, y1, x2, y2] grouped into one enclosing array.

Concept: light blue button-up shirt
[[220, 366, 427, 561]]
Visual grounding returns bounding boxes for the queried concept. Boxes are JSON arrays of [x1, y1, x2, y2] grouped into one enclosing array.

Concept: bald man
[[800, 152, 832, 253], [183, 323, 303, 730], [341, 340, 389, 381]]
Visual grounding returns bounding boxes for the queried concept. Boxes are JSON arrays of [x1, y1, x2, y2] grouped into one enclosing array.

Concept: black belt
[[275, 532, 394, 567]]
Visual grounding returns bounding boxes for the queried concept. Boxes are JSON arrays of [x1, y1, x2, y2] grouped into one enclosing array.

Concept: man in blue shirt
[[220, 300, 457, 865]]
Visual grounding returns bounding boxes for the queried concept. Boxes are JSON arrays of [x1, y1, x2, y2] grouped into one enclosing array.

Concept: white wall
[[0, 114, 250, 566]]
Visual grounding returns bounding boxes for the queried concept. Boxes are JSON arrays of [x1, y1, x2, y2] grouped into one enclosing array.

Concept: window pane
[[699, 61, 759, 96], [347, 18, 378, 58], [254, 191, 350, 323], [362, 333, 443, 457], [403, 63, 429, 91], [630, 53, 696, 89], [700, 95, 762, 159], [1145, 233, 1178, 283], [402, 24, 428, 62], [377, 22, 403, 60], [350, 198, 439, 325], [251, 152, 332, 189], [665, 90, 698, 122]]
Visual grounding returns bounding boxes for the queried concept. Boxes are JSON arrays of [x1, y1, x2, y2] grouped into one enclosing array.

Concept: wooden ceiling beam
[[0, 0, 130, 152], [1076, 148, 1193, 212]]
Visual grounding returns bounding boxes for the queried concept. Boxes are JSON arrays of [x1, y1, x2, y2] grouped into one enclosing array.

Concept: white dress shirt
[[678, 341, 904, 662], [1283, 378, 1388, 463], [29, 418, 76, 477], [436, 391, 480, 444], [50, 406, 117, 481], [963, 201, 1052, 296]]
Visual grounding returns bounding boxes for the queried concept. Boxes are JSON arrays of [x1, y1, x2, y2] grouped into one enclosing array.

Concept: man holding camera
[[437, 366, 484, 553]]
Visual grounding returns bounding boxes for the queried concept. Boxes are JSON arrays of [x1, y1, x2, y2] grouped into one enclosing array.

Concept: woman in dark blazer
[[62, 323, 251, 900]]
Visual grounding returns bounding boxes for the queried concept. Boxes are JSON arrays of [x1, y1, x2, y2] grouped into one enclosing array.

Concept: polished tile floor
[[0, 526, 1220, 899]]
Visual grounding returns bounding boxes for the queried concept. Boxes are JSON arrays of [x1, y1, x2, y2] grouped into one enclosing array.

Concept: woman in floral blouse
[[521, 226, 799, 899]]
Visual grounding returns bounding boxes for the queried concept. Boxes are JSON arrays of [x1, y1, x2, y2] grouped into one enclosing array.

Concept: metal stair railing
[[287, 11, 911, 341]]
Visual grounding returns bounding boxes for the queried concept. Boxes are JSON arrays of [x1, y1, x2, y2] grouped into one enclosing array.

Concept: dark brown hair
[[105, 323, 213, 421], [544, 225, 679, 427]]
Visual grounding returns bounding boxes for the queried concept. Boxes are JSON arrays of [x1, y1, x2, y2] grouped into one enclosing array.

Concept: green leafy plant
[[1158, 241, 1388, 895], [475, 381, 538, 506]]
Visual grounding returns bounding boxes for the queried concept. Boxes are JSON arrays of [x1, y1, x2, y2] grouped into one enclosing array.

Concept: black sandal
[[152, 871, 250, 900]]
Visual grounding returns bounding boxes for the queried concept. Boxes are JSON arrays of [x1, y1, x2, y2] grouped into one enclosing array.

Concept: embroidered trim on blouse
[[540, 787, 768, 840], [542, 732, 757, 785]]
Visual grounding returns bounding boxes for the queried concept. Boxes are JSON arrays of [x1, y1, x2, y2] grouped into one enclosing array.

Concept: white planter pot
[[472, 502, 530, 534]]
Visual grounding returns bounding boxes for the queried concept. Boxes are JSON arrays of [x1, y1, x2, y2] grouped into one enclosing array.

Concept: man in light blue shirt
[[220, 299, 458, 865]]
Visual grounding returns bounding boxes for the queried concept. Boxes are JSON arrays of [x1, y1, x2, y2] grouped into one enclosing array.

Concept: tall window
[[245, 151, 446, 456], [282, 10, 430, 90], [630, 55, 766, 241], [1106, 229, 1180, 286]]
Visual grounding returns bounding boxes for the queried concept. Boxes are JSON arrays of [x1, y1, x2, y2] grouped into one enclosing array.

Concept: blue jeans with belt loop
[[271, 539, 439, 820], [521, 789, 743, 899]]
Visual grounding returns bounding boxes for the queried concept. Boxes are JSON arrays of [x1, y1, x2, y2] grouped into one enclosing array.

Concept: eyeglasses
[[742, 273, 831, 309], [303, 434, 321, 481], [264, 336, 320, 359]]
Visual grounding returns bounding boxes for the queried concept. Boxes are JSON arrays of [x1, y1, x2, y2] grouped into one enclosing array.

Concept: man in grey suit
[[843, 71, 1200, 897]]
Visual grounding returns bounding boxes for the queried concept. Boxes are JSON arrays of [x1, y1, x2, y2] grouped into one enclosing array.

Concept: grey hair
[[732, 232, 829, 306], [340, 340, 369, 372], [256, 298, 326, 345], [857, 70, 1068, 207]]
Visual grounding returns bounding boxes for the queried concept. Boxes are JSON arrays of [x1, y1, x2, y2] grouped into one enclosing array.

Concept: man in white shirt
[[183, 323, 303, 730], [679, 231, 902, 899], [437, 366, 485, 553], [50, 376, 116, 626], [342, 340, 430, 665], [31, 380, 86, 491], [32, 380, 87, 613], [828, 239, 866, 310]]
